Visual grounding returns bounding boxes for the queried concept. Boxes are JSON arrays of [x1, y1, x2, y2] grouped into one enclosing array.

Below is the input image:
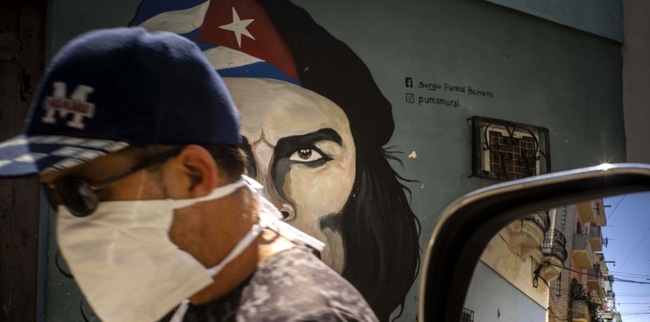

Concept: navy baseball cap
[[0, 27, 241, 178]]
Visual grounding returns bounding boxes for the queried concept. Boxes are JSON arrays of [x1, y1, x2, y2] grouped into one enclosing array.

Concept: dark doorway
[[0, 0, 47, 321]]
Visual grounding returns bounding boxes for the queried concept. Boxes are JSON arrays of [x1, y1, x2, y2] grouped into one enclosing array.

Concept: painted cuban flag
[[130, 0, 300, 85]]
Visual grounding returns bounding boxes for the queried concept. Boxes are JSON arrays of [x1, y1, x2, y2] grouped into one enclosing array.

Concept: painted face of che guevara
[[224, 77, 356, 273]]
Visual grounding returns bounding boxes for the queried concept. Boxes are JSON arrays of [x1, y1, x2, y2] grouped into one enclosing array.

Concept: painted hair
[[256, 1, 421, 320]]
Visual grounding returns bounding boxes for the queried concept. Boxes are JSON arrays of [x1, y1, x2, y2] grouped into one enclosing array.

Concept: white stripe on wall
[[138, 1, 210, 34], [203, 46, 264, 70]]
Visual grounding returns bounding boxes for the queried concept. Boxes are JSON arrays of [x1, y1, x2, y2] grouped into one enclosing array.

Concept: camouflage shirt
[[161, 247, 378, 322]]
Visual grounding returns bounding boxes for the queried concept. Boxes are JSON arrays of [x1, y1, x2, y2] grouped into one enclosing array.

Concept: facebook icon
[[405, 77, 413, 88]]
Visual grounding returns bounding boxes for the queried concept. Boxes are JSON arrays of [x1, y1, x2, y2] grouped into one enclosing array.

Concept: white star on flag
[[219, 7, 255, 48]]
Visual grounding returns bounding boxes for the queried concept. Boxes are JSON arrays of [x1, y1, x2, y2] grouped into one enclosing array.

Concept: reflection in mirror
[[463, 193, 649, 322]]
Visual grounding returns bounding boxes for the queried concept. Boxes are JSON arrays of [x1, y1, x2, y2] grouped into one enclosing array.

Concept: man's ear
[[170, 145, 220, 197]]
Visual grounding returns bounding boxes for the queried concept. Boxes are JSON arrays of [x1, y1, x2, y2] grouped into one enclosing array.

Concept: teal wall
[[43, 0, 625, 320], [485, 0, 624, 42]]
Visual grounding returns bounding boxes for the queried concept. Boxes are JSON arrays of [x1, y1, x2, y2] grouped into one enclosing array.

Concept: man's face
[[42, 145, 261, 307], [41, 149, 166, 203], [41, 146, 222, 267], [224, 78, 356, 272]]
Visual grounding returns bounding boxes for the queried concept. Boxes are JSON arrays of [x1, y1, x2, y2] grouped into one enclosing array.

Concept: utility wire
[[553, 263, 650, 285], [608, 271, 650, 279], [547, 306, 569, 322], [616, 223, 650, 272], [606, 194, 627, 220], [602, 194, 650, 274]]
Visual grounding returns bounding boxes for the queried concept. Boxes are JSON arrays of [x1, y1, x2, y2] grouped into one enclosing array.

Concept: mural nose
[[278, 202, 296, 221], [252, 168, 296, 222], [250, 136, 296, 222], [263, 178, 296, 221]]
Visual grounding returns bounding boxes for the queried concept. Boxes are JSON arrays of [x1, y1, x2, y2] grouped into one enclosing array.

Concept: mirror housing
[[418, 163, 650, 322]]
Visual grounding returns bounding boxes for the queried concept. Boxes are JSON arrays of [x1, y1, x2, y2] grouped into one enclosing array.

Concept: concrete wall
[[623, 0, 650, 163], [465, 261, 547, 322], [42, 0, 626, 320]]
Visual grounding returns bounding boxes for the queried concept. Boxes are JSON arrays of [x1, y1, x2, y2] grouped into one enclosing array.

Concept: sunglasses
[[42, 146, 184, 217]]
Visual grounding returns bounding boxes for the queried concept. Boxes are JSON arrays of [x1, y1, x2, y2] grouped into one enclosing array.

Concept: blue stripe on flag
[[129, 0, 209, 26], [217, 62, 300, 85]]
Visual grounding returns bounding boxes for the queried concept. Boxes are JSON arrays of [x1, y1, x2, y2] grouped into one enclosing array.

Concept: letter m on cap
[[42, 82, 95, 130]]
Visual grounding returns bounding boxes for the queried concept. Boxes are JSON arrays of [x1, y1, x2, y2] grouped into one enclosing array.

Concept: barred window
[[470, 116, 551, 181], [460, 308, 474, 322], [555, 273, 562, 296], [488, 130, 537, 175]]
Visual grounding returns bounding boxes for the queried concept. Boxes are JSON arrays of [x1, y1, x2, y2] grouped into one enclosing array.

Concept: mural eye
[[290, 148, 324, 162]]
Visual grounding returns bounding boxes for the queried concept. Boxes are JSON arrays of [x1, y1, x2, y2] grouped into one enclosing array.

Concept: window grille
[[470, 116, 551, 181], [555, 273, 562, 296], [460, 308, 474, 322]]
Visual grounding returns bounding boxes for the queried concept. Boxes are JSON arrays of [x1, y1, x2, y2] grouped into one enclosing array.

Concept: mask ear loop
[[170, 177, 247, 209], [205, 219, 268, 277], [257, 196, 326, 252], [169, 299, 190, 322], [167, 176, 265, 322], [169, 226, 269, 322]]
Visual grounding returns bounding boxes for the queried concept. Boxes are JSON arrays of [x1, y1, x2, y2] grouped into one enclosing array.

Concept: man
[[0, 27, 377, 322]]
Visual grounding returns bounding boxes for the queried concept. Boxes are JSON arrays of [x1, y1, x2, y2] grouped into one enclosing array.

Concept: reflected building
[[465, 199, 618, 322], [464, 208, 566, 322], [547, 199, 615, 322]]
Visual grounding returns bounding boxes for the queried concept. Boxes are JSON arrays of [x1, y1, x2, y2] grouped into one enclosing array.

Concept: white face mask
[[56, 176, 324, 322]]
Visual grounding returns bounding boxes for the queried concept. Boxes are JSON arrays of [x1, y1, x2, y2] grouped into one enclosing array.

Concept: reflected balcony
[[606, 291, 615, 301], [541, 229, 567, 262], [573, 233, 594, 269], [602, 312, 614, 321], [578, 200, 607, 226], [525, 210, 551, 232], [603, 282, 612, 294], [578, 202, 595, 223], [594, 200, 607, 227], [538, 229, 567, 282], [587, 266, 605, 301], [572, 300, 591, 322], [589, 226, 603, 252], [506, 211, 550, 260], [603, 277, 613, 293]]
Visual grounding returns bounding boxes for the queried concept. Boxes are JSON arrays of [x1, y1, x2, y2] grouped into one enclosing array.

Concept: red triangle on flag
[[198, 0, 299, 82]]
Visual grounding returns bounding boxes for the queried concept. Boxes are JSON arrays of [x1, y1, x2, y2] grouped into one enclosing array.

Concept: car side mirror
[[418, 163, 650, 322]]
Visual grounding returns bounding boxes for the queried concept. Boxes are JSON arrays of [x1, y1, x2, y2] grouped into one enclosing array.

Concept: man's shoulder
[[253, 246, 342, 284], [165, 247, 379, 322], [238, 247, 378, 322]]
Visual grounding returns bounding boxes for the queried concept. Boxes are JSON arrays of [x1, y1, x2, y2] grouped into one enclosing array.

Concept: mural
[[129, 0, 421, 320]]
